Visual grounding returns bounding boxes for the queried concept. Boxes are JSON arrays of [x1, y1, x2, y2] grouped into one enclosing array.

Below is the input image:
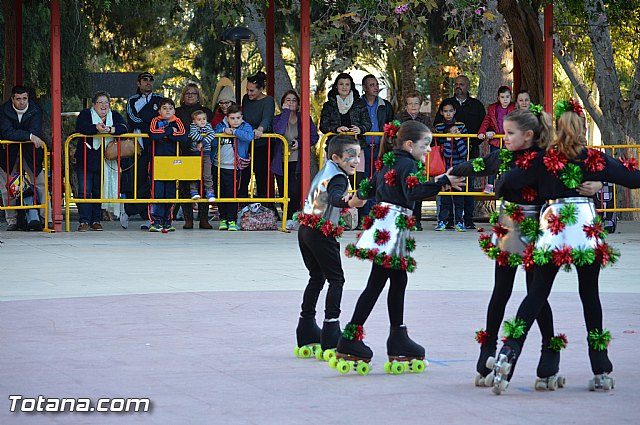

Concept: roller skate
[[486, 339, 521, 395], [534, 334, 567, 391], [474, 329, 496, 387], [294, 317, 321, 358], [315, 319, 341, 362], [330, 324, 372, 376], [587, 329, 614, 391], [384, 325, 427, 375]]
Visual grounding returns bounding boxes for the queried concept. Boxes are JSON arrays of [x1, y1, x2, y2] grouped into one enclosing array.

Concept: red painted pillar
[[15, 0, 23, 85], [266, 0, 275, 98], [543, 4, 553, 112], [51, 0, 63, 231], [300, 0, 311, 202]]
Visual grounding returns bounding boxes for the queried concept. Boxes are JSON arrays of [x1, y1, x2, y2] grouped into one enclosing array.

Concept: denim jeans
[[76, 168, 102, 224], [150, 180, 176, 225]]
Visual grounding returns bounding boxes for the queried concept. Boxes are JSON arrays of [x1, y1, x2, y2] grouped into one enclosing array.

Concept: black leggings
[[485, 264, 555, 346], [350, 264, 408, 327], [514, 262, 602, 348]]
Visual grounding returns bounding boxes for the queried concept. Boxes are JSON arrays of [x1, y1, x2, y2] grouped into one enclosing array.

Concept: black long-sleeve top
[[450, 146, 544, 205], [326, 174, 350, 209], [359, 149, 450, 209], [496, 147, 640, 201]]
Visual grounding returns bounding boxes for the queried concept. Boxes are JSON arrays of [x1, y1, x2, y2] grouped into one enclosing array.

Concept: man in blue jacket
[[0, 86, 46, 231]]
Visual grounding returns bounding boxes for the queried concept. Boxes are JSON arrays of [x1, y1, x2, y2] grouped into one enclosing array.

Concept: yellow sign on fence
[[153, 156, 202, 180]]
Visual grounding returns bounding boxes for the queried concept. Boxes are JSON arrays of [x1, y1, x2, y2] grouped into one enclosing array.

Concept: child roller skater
[[449, 107, 603, 389], [332, 120, 464, 375], [490, 98, 640, 394], [294, 136, 366, 360]]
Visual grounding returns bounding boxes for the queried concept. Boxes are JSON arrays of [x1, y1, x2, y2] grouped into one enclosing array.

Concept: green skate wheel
[[337, 359, 350, 374], [315, 348, 324, 361], [356, 362, 370, 376], [323, 349, 336, 362], [299, 346, 311, 358], [384, 361, 392, 374], [391, 362, 404, 375], [412, 360, 426, 373], [328, 357, 338, 369], [294, 346, 300, 357]]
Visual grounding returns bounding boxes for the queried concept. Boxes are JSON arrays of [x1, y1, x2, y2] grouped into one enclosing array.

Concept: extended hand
[[446, 174, 465, 191], [576, 181, 604, 196]]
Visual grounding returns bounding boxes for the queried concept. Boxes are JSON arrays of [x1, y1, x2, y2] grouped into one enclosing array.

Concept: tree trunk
[[497, 0, 544, 103], [244, 1, 293, 104], [3, 0, 17, 101], [398, 36, 416, 109], [477, 1, 511, 105]]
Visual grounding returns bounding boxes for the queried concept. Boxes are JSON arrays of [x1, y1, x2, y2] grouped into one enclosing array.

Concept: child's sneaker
[[435, 221, 446, 231], [483, 184, 494, 194], [455, 222, 466, 232], [228, 221, 238, 231], [164, 224, 176, 232], [218, 220, 228, 231], [206, 191, 216, 202], [149, 223, 162, 232], [190, 191, 201, 200]]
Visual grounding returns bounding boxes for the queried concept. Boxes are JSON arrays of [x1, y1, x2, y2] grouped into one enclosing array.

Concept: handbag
[[105, 138, 140, 160], [427, 145, 446, 177], [237, 203, 278, 231]]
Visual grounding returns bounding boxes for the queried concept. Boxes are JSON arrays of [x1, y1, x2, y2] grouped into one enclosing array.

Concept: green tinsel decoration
[[503, 317, 527, 339], [472, 158, 486, 172], [374, 253, 385, 266], [415, 160, 425, 172], [338, 216, 346, 227], [533, 249, 552, 265], [358, 178, 373, 198], [395, 215, 408, 230], [478, 238, 491, 249], [487, 247, 500, 260], [489, 211, 500, 225], [405, 238, 416, 252], [383, 151, 396, 167], [554, 100, 571, 120], [529, 103, 543, 117], [359, 249, 368, 259], [519, 218, 541, 242], [548, 334, 568, 352], [559, 203, 578, 225], [498, 149, 513, 174], [571, 247, 596, 266], [508, 253, 523, 267], [407, 260, 417, 273], [587, 329, 612, 351], [342, 323, 358, 340], [559, 163, 583, 189]]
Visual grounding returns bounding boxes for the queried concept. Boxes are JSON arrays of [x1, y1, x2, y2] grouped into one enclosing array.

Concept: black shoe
[[445, 222, 454, 230], [296, 317, 321, 348], [465, 223, 477, 230], [588, 346, 613, 375], [387, 325, 425, 358], [537, 343, 560, 379], [477, 342, 497, 377], [336, 336, 373, 360], [320, 320, 341, 351], [415, 223, 423, 231], [27, 220, 43, 231]]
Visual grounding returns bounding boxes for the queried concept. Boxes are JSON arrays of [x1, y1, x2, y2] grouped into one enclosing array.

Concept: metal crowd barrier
[[64, 133, 291, 232], [0, 140, 52, 232]]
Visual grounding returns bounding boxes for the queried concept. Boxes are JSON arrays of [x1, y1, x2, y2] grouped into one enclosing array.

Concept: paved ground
[[1, 217, 639, 424]]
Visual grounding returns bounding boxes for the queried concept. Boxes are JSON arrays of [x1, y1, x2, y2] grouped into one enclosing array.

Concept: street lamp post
[[221, 27, 256, 105]]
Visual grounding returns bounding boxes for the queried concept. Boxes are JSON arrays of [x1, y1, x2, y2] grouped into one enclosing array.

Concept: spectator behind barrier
[[211, 84, 236, 128], [434, 75, 486, 229], [188, 110, 217, 203], [242, 71, 275, 200], [396, 90, 433, 231], [271, 90, 319, 230], [213, 104, 254, 232], [148, 98, 187, 233], [0, 85, 48, 231], [122, 71, 163, 230], [175, 83, 215, 230], [515, 89, 531, 110], [434, 124, 468, 233], [478, 85, 516, 191], [74, 91, 128, 232]]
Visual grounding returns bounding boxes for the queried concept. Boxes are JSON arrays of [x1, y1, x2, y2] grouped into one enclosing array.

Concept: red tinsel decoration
[[479, 234, 492, 243], [406, 216, 416, 229], [362, 216, 374, 230], [515, 151, 538, 170], [552, 246, 573, 266], [477, 227, 485, 232], [547, 213, 566, 235], [496, 251, 510, 267], [583, 222, 604, 239], [521, 186, 538, 202], [372, 204, 390, 219], [475, 330, 490, 346], [493, 224, 509, 238], [522, 243, 535, 272], [619, 156, 638, 171], [383, 122, 400, 138], [354, 325, 365, 341], [595, 243, 611, 265], [543, 149, 568, 175], [400, 257, 409, 271], [375, 229, 391, 245], [382, 256, 392, 268], [406, 175, 419, 189], [374, 159, 384, 172], [367, 248, 379, 260], [384, 169, 397, 186], [334, 226, 345, 238], [585, 149, 606, 172], [320, 221, 334, 237], [569, 97, 585, 117], [509, 207, 525, 223]]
